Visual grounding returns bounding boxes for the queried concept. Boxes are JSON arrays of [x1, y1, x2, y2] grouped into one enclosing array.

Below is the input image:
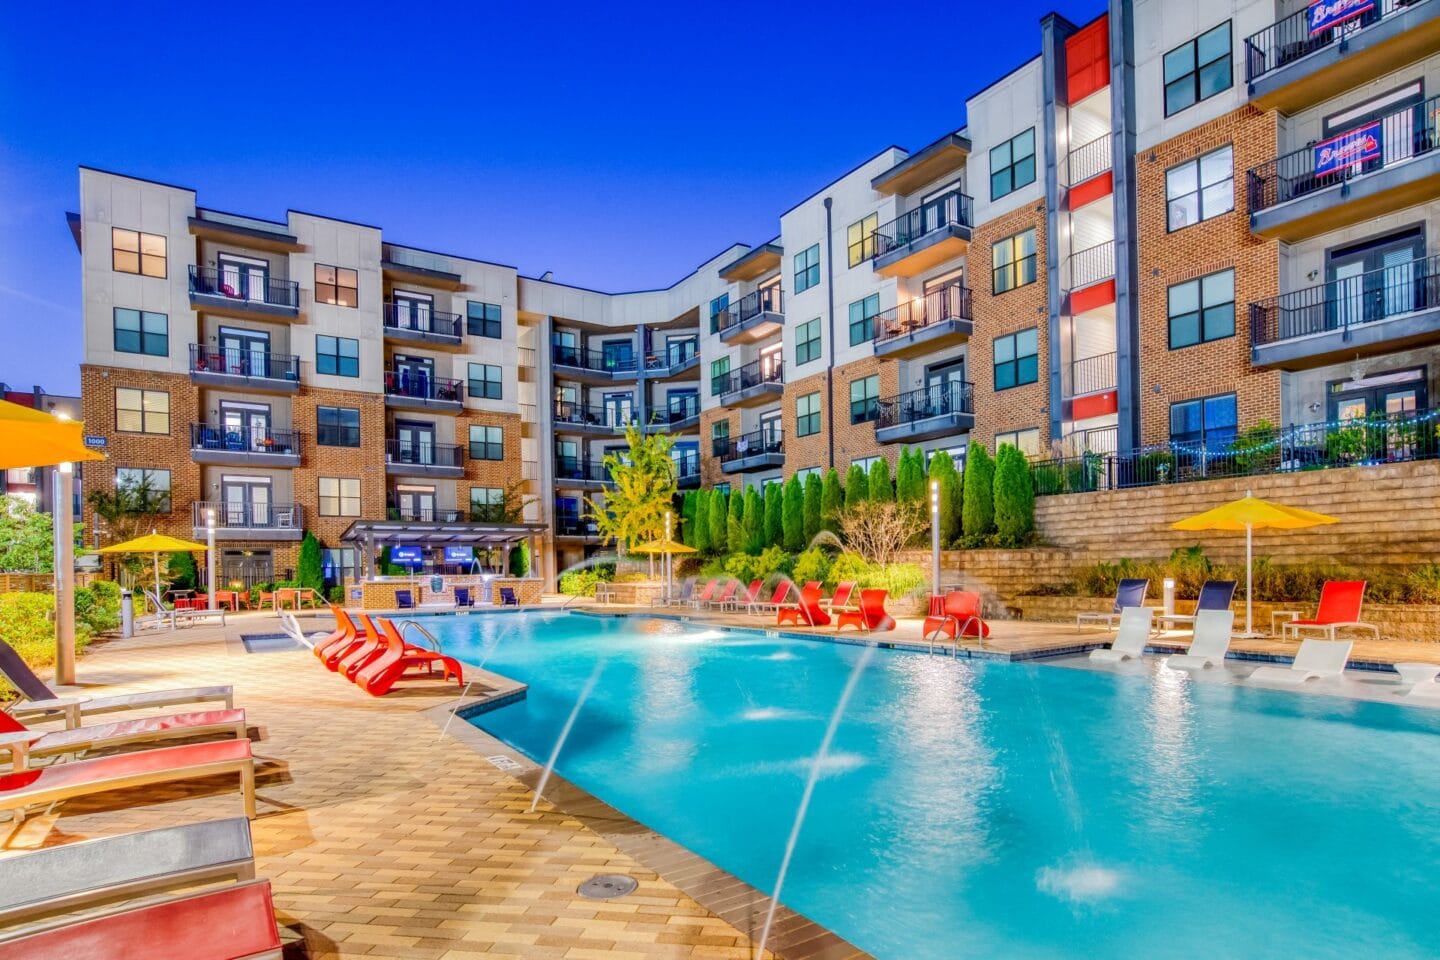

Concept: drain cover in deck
[[577, 874, 638, 899]]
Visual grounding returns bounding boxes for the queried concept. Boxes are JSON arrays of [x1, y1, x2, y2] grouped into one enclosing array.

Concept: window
[[847, 214, 878, 267], [994, 328, 1039, 390], [714, 482, 731, 496], [710, 357, 730, 397], [992, 229, 1038, 293], [1170, 393, 1237, 447], [1164, 22, 1231, 117], [316, 406, 361, 447], [321, 548, 358, 587], [795, 466, 821, 483], [850, 375, 879, 424], [470, 486, 505, 521], [466, 301, 502, 339], [469, 425, 503, 460], [115, 467, 171, 512], [796, 392, 821, 437], [468, 363, 503, 400], [709, 294, 730, 334], [930, 445, 967, 469], [794, 244, 820, 293], [1167, 269, 1235, 349], [315, 335, 359, 377], [314, 264, 358, 307], [112, 308, 168, 357], [114, 388, 169, 434], [848, 293, 880, 346], [796, 318, 821, 365], [852, 456, 880, 472], [994, 428, 1042, 457], [111, 228, 166, 277], [990, 128, 1037, 200], [318, 477, 361, 517], [1166, 146, 1233, 230], [711, 420, 730, 455]]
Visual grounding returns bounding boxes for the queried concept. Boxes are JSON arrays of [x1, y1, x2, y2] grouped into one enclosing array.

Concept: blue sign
[[1314, 121, 1382, 176], [83, 435, 108, 449], [444, 546, 474, 564], [1308, 0, 1374, 34], [390, 545, 423, 566]]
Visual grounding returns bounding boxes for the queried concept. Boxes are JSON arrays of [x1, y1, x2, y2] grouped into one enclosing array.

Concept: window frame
[[468, 424, 504, 461], [466, 301, 502, 339], [710, 357, 730, 397], [314, 264, 358, 307], [796, 391, 821, 437], [794, 244, 820, 293], [318, 476, 361, 517], [709, 294, 730, 334], [847, 293, 880, 346], [1169, 393, 1238, 447], [847, 214, 878, 267], [849, 375, 880, 424], [316, 405, 361, 447], [469, 486, 505, 521], [1165, 145, 1234, 231], [111, 227, 166, 278], [989, 128, 1037, 201], [1167, 268, 1236, 350], [112, 307, 168, 357], [795, 317, 821, 365], [991, 229, 1038, 294], [114, 387, 170, 435], [1163, 21, 1232, 118], [467, 363, 503, 400], [993, 328, 1040, 391], [315, 335, 359, 377], [115, 467, 172, 512], [994, 428, 1042, 457]]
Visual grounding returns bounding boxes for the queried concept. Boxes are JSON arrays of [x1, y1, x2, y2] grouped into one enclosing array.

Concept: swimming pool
[[431, 611, 1440, 959]]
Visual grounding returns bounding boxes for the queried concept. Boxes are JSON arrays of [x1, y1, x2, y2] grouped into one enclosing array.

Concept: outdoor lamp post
[[207, 509, 218, 610], [1163, 577, 1176, 617], [53, 459, 75, 685], [664, 512, 673, 602], [929, 479, 941, 596]]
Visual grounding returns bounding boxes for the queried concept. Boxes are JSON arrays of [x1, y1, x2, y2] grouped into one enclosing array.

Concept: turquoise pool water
[[433, 611, 1440, 959]]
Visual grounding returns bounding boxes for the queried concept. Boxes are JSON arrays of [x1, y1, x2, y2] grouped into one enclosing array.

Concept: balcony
[[1244, 0, 1440, 113], [872, 283, 973, 359], [1247, 95, 1440, 241], [553, 400, 635, 435], [188, 344, 300, 394], [717, 288, 784, 345], [645, 339, 700, 378], [551, 345, 639, 383], [189, 424, 302, 467], [554, 514, 600, 540], [383, 371, 464, 413], [1069, 351, 1117, 397], [1249, 253, 1440, 369], [553, 456, 611, 488], [716, 429, 784, 473], [651, 396, 700, 432], [1067, 135, 1113, 188], [192, 500, 303, 541], [384, 439, 464, 479], [382, 303, 463, 350], [187, 265, 300, 321], [1069, 240, 1115, 291], [385, 500, 466, 523], [674, 454, 701, 489], [871, 189, 973, 277], [875, 381, 974, 444], [715, 357, 784, 408]]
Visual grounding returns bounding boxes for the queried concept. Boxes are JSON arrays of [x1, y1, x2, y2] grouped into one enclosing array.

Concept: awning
[[339, 519, 549, 546]]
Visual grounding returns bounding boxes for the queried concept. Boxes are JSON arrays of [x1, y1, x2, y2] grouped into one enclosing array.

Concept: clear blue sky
[[0, 0, 1097, 394]]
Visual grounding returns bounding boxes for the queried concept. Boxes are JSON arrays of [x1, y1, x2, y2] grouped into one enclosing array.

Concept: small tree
[[868, 457, 894, 503], [962, 442, 996, 546], [509, 541, 530, 577], [727, 486, 747, 554], [844, 463, 869, 510], [708, 489, 729, 554], [167, 550, 199, 592], [586, 425, 678, 556], [838, 501, 929, 566], [821, 468, 844, 533], [680, 490, 698, 548], [803, 472, 823, 544], [928, 449, 962, 546], [781, 475, 805, 552], [0, 496, 54, 572], [470, 478, 535, 523], [993, 443, 1036, 547], [765, 482, 783, 546], [692, 489, 711, 554], [743, 486, 764, 553], [297, 531, 324, 593]]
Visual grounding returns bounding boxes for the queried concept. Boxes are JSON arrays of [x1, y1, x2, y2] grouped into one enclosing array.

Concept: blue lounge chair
[[499, 587, 519, 606], [1077, 578, 1149, 629], [1158, 579, 1238, 628], [395, 589, 414, 610], [454, 587, 473, 608]]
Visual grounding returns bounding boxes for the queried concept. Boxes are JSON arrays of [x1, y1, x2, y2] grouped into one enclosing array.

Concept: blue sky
[[0, 0, 1096, 393]]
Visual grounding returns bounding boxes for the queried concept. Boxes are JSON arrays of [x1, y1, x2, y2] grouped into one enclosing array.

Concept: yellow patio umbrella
[[97, 530, 211, 602], [633, 530, 698, 601], [0, 398, 106, 470], [1172, 491, 1337, 637]]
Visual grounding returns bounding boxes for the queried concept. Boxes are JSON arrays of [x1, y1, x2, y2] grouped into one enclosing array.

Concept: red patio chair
[[353, 619, 464, 696], [1280, 580, 1380, 641], [822, 581, 857, 611], [922, 591, 990, 640], [337, 614, 391, 678], [752, 581, 793, 614], [687, 579, 719, 609], [777, 584, 831, 627], [315, 605, 361, 664], [729, 579, 763, 612], [706, 579, 739, 610], [835, 589, 896, 633]]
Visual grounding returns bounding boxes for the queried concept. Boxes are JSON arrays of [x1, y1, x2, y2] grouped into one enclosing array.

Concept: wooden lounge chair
[[1, 705, 247, 765], [922, 591, 990, 640], [454, 586, 474, 608], [0, 639, 233, 729], [354, 620, 464, 696], [1280, 580, 1380, 641], [0, 738, 256, 824], [777, 584, 831, 627], [1250, 638, 1354, 685], [499, 587, 519, 606], [1088, 607, 1154, 662], [1077, 578, 1149, 628], [821, 581, 857, 612], [835, 589, 895, 633], [1166, 609, 1234, 670], [395, 589, 415, 610], [1156, 580, 1237, 628]]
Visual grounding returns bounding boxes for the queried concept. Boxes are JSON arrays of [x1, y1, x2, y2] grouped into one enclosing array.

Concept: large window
[[852, 455, 880, 472], [115, 467, 171, 512], [796, 392, 821, 437], [468, 363, 503, 400], [1168, 269, 1235, 349], [314, 264, 358, 307], [1164, 22, 1231, 117], [847, 214, 877, 267], [993, 328, 1039, 390], [848, 293, 880, 346], [711, 419, 730, 454], [1166, 146, 1233, 230], [318, 477, 361, 517], [467, 301, 501, 339], [796, 317, 821, 365], [709, 294, 729, 334], [990, 128, 1037, 200], [114, 388, 169, 434], [850, 375, 879, 424], [992, 229, 1038, 293], [111, 228, 166, 277], [470, 486, 505, 521], [315, 335, 359, 377], [994, 428, 1042, 457], [1170, 393, 1237, 447], [113, 308, 168, 357], [710, 357, 730, 397], [469, 425, 503, 461], [316, 405, 361, 447], [794, 244, 820, 293]]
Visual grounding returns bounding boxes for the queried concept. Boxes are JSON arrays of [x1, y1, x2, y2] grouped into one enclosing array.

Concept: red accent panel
[[1073, 390, 1118, 420], [1070, 279, 1116, 315], [1066, 16, 1110, 103], [1069, 170, 1113, 208]]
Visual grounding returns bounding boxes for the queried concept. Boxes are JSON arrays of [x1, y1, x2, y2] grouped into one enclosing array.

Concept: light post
[[53, 459, 75, 685], [929, 479, 941, 597], [206, 509, 217, 610], [664, 511, 673, 602]]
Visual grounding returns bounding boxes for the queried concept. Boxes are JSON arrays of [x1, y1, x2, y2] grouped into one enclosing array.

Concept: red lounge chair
[[706, 579, 739, 610], [836, 589, 896, 633], [0, 705, 247, 763], [822, 581, 857, 611], [314, 607, 361, 664], [353, 619, 464, 696], [688, 579, 719, 609], [1280, 580, 1380, 641], [337, 614, 390, 678], [777, 584, 831, 627], [728, 579, 763, 612], [752, 581, 793, 614], [923, 591, 990, 640], [0, 880, 282, 960]]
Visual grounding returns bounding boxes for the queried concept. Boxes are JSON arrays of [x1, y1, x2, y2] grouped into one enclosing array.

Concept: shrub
[[1166, 545, 1212, 598], [724, 546, 790, 585], [1406, 563, 1440, 604], [744, 487, 764, 553], [558, 569, 604, 596], [928, 450, 961, 547], [692, 490, 711, 554], [724, 552, 761, 584], [961, 442, 995, 546], [844, 464, 868, 509], [727, 488, 746, 554], [764, 483, 783, 547], [1232, 419, 1281, 474], [792, 547, 832, 588], [803, 472, 823, 544], [827, 552, 872, 590], [782, 475, 805, 552], [992, 443, 1035, 547], [868, 458, 894, 503], [821, 468, 844, 533], [75, 581, 121, 635], [708, 490, 728, 555], [509, 541, 530, 577], [0, 592, 92, 699], [297, 531, 324, 594], [680, 490, 699, 548], [167, 551, 198, 592], [328, 585, 347, 604]]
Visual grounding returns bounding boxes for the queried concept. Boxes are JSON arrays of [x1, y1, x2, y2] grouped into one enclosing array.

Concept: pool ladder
[[924, 616, 985, 658], [397, 619, 442, 652]]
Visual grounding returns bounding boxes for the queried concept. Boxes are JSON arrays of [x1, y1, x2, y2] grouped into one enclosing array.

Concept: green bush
[[928, 450, 961, 547], [558, 569, 604, 597], [744, 487, 765, 553], [297, 531, 324, 593], [782, 475, 804, 552], [1406, 563, 1440, 604], [992, 443, 1035, 547], [1232, 419, 1281, 474], [727, 487, 746, 554], [0, 592, 93, 699], [74, 581, 121, 635], [327, 585, 347, 604], [827, 552, 872, 590], [764, 483, 783, 546], [822, 554, 927, 603], [896, 447, 925, 504], [792, 547, 832, 587], [821, 468, 844, 533], [167, 551, 198, 592], [509, 541, 530, 577], [844, 463, 868, 509], [680, 490, 699, 548], [961, 442, 995, 546], [803, 472, 823, 544], [692, 490, 711, 554], [708, 490, 729, 555], [868, 458, 894, 503]]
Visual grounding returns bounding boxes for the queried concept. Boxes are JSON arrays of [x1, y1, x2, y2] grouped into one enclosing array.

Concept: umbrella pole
[[1246, 523, 1254, 637], [154, 550, 161, 605]]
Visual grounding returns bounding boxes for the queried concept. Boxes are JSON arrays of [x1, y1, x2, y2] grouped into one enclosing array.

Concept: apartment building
[[0, 383, 83, 520]]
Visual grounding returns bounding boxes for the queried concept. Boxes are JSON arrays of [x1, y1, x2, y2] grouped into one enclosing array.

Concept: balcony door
[[219, 401, 271, 452], [218, 326, 270, 376], [602, 392, 633, 428], [217, 253, 268, 302], [395, 420, 437, 465], [392, 290, 433, 330], [1321, 80, 1424, 176], [392, 354, 435, 397], [394, 484, 436, 521], [1327, 228, 1424, 330], [667, 388, 698, 422], [759, 411, 782, 453], [601, 339, 633, 370], [760, 344, 783, 382], [221, 476, 271, 526]]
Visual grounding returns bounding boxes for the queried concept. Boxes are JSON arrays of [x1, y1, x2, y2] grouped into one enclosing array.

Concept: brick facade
[[456, 410, 526, 517], [292, 387, 386, 548], [698, 406, 738, 488], [780, 371, 827, 472], [831, 355, 899, 469]]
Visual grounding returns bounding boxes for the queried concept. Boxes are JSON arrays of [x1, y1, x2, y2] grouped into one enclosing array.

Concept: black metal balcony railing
[[553, 401, 635, 429], [382, 302, 462, 338], [193, 499, 302, 531], [554, 456, 611, 484], [714, 428, 783, 462], [554, 514, 596, 537], [876, 381, 973, 429], [873, 189, 974, 259], [1070, 351, 1117, 396], [872, 282, 973, 344], [1250, 252, 1440, 346], [1248, 94, 1440, 213], [385, 501, 465, 523], [663, 395, 700, 424], [1068, 134, 1113, 186], [189, 344, 300, 381], [188, 265, 299, 309], [673, 451, 700, 478], [1244, 0, 1408, 83], [1069, 240, 1115, 290], [383, 371, 464, 402], [714, 357, 784, 397], [717, 287, 784, 332], [552, 344, 639, 374], [646, 337, 699, 371], [190, 423, 301, 455], [385, 438, 463, 468]]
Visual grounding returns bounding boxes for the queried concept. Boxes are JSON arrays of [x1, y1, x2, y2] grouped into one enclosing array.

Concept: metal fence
[[1068, 134, 1112, 186], [382, 302, 462, 337], [188, 265, 299, 308], [717, 286, 783, 332], [1250, 252, 1440, 346], [1069, 240, 1115, 290], [1070, 351, 1117, 396], [873, 189, 974, 258], [1244, 0, 1408, 83], [872, 282, 972, 344], [876, 381, 973, 428]]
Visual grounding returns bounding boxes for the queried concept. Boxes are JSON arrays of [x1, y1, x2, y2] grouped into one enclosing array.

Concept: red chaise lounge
[[1279, 580, 1380, 641], [835, 589, 896, 633], [777, 584, 831, 627], [922, 591, 990, 640]]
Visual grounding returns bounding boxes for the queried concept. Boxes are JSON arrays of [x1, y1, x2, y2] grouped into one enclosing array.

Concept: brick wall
[[831, 354, 898, 469], [781, 370, 828, 471], [698, 406, 737, 487], [456, 410, 526, 515], [292, 387, 386, 547]]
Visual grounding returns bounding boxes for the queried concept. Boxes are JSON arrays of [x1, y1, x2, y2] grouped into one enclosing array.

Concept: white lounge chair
[[1166, 609, 1234, 670], [1250, 639, 1353, 685], [1088, 607, 1153, 662]]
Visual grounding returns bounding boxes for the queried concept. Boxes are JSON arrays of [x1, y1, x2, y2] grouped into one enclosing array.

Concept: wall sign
[[1308, 0, 1374, 35], [1314, 121, 1382, 176], [83, 435, 108, 448]]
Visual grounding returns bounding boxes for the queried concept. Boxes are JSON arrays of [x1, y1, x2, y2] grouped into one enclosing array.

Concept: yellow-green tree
[[585, 426, 677, 558]]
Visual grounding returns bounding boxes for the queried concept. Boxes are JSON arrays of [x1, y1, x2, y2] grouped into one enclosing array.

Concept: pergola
[[339, 519, 549, 580]]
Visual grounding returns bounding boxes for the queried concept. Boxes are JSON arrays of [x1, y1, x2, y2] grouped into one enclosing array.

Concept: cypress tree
[[680, 490, 698, 547], [821, 467, 844, 533], [962, 442, 996, 545], [868, 457, 894, 503], [709, 489, 729, 554], [765, 481, 784, 545], [297, 531, 324, 593], [743, 486, 763, 552], [928, 449, 962, 546], [692, 489, 711, 554], [781, 475, 805, 552], [727, 485, 747, 553], [903, 448, 929, 504], [844, 463, 868, 510], [803, 472, 823, 544], [993, 443, 1036, 547]]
